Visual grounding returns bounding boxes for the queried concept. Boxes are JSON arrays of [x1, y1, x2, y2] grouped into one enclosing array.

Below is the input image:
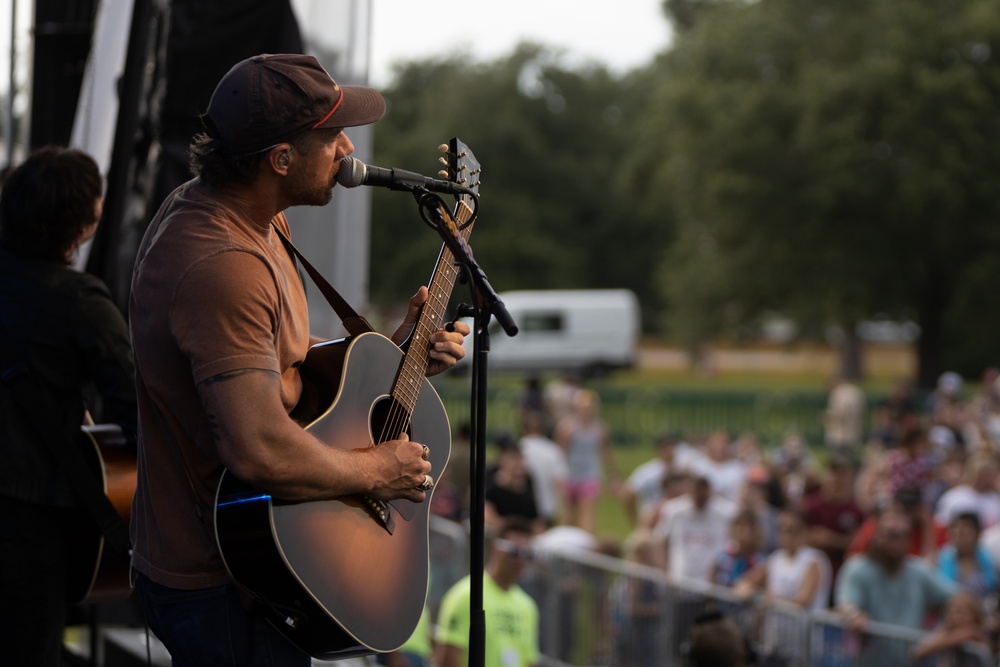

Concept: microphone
[[336, 156, 475, 196]]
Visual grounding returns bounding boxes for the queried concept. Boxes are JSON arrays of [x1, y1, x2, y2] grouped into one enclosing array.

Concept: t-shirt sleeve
[[435, 581, 471, 650], [834, 556, 865, 608], [662, 507, 679, 539], [170, 250, 282, 383]]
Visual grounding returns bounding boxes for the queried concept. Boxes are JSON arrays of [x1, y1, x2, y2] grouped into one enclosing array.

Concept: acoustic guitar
[[214, 138, 480, 660], [68, 424, 135, 604]]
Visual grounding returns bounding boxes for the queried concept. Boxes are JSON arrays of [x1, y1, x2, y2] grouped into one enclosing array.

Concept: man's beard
[[874, 548, 906, 574], [285, 170, 336, 207]]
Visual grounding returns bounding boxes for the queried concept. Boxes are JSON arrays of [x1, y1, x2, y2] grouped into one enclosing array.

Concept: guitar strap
[[0, 358, 132, 559], [272, 224, 374, 336]]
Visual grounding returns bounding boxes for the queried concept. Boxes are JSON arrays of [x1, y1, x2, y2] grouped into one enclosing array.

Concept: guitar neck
[[393, 200, 475, 416]]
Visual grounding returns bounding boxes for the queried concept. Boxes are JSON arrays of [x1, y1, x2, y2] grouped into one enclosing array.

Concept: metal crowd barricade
[[522, 538, 993, 667], [427, 520, 996, 667], [428, 515, 469, 617]]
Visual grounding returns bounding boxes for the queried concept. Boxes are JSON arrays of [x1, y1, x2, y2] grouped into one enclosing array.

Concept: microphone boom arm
[[412, 188, 517, 337]]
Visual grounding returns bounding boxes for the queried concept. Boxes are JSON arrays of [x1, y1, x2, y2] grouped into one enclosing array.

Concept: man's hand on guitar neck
[[392, 287, 471, 377]]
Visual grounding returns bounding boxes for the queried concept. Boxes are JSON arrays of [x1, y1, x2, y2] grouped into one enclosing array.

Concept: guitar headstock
[[438, 138, 481, 227]]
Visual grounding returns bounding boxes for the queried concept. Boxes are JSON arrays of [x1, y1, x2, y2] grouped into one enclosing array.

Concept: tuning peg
[[438, 144, 449, 153]]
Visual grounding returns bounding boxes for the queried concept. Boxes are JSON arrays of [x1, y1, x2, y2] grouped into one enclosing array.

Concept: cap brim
[[320, 85, 386, 128]]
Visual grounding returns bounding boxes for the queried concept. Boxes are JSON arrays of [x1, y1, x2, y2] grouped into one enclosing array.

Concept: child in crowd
[[608, 530, 666, 667], [710, 509, 766, 587], [910, 591, 991, 664], [936, 512, 998, 600]]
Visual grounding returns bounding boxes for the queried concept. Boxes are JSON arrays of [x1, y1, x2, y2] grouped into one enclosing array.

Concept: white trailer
[[458, 289, 641, 376]]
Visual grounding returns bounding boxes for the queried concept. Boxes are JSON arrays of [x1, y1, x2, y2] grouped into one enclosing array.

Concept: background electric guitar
[[68, 423, 135, 604], [214, 138, 481, 660]]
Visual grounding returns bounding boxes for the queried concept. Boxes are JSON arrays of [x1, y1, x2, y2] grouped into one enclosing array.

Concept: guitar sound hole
[[370, 397, 410, 445]]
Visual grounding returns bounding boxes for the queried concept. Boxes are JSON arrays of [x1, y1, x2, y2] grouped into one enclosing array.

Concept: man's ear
[[268, 144, 293, 172]]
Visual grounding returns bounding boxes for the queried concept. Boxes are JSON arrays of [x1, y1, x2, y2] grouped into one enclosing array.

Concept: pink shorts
[[565, 479, 601, 501]]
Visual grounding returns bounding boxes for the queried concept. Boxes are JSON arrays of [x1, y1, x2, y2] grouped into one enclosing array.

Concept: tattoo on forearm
[[202, 368, 259, 385]]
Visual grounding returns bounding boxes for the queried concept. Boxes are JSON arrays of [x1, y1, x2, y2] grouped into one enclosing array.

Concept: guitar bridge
[[365, 497, 395, 535]]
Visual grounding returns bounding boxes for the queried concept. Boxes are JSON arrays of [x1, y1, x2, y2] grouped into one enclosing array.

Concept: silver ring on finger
[[418, 474, 434, 491]]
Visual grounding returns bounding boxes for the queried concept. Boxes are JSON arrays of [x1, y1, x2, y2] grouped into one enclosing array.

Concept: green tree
[[639, 0, 1000, 384], [368, 45, 668, 329]]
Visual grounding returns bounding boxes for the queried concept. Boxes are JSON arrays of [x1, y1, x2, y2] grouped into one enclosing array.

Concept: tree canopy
[[368, 45, 667, 328], [642, 0, 1000, 383], [368, 0, 1000, 385]]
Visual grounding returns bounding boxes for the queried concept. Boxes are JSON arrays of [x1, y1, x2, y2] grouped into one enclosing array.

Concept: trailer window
[[522, 312, 563, 332], [487, 311, 563, 336]]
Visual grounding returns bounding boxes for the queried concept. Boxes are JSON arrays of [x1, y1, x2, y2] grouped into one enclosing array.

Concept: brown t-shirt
[[129, 180, 311, 589]]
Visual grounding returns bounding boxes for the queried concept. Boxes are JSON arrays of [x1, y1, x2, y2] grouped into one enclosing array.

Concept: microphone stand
[[411, 188, 517, 667]]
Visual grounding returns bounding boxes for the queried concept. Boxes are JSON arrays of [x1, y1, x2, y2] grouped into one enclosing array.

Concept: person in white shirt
[[688, 430, 747, 503], [622, 433, 681, 524], [655, 476, 735, 582], [735, 509, 832, 664], [518, 411, 569, 527], [736, 509, 832, 611]]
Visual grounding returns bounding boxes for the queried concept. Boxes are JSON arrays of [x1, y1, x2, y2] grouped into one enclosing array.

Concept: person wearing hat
[[128, 54, 469, 665]]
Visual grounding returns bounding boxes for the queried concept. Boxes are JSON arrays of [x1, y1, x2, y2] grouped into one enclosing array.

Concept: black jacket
[[0, 250, 137, 509]]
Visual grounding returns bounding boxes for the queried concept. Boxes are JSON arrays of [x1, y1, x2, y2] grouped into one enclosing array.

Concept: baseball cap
[[204, 53, 386, 155]]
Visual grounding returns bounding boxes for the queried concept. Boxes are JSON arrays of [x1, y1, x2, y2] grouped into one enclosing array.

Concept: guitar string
[[375, 251, 453, 443], [376, 184, 476, 474], [379, 259, 454, 442], [381, 200, 473, 433]]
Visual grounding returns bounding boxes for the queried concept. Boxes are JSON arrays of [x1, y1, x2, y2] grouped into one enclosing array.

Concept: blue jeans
[[135, 572, 310, 667]]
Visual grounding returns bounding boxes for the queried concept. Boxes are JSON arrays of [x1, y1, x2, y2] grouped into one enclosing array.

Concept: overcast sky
[[0, 0, 673, 131], [365, 0, 673, 86], [1, 1, 672, 89]]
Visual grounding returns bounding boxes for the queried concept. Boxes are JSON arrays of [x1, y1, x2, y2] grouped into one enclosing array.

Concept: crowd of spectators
[[623, 367, 1000, 663], [424, 367, 1000, 665]]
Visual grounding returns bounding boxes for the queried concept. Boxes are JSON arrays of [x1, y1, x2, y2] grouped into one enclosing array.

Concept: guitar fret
[[391, 154, 477, 418]]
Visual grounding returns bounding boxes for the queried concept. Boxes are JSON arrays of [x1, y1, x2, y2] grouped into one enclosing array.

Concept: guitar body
[[68, 425, 135, 604], [215, 332, 451, 659]]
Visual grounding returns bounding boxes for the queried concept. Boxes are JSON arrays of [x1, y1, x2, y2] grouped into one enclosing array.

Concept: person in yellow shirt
[[434, 518, 540, 667]]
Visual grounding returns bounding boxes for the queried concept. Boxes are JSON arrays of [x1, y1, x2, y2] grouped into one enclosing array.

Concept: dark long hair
[[0, 146, 102, 263]]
